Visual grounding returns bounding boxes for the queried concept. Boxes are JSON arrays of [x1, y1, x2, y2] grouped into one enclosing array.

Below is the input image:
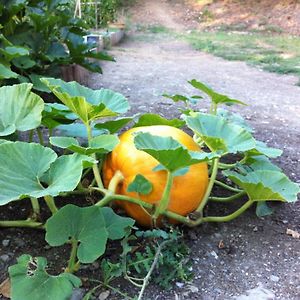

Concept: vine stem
[[196, 158, 219, 213], [153, 171, 173, 219], [86, 123, 104, 189], [30, 197, 40, 219], [0, 219, 43, 228], [36, 128, 44, 145], [44, 195, 58, 214], [214, 180, 243, 193], [66, 238, 79, 273], [200, 199, 254, 223], [209, 191, 246, 202]]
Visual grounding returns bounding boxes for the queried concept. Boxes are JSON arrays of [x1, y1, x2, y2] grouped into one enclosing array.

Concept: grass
[[183, 31, 300, 84]]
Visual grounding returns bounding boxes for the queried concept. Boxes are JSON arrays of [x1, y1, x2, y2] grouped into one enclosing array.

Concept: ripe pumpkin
[[102, 125, 209, 227]]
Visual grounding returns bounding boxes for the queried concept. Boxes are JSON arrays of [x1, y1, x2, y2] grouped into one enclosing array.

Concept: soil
[[1, 1, 300, 300]]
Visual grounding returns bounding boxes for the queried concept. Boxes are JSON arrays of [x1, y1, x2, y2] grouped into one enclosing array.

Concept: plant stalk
[[66, 238, 79, 273], [209, 191, 246, 202], [214, 180, 243, 193], [153, 171, 173, 219], [30, 197, 40, 219], [86, 123, 104, 188], [36, 127, 44, 145], [0, 219, 44, 228], [108, 170, 124, 193], [44, 195, 58, 214], [196, 158, 219, 213]]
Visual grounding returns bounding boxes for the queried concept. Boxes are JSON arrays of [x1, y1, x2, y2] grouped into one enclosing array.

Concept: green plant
[[0, 78, 298, 299], [0, 0, 113, 90]]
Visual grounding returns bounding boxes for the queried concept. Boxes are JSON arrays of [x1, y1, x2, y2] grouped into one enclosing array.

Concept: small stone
[[2, 240, 10, 247], [0, 254, 10, 262], [210, 250, 218, 259], [253, 226, 258, 232], [70, 288, 85, 300], [176, 282, 184, 288], [270, 275, 280, 282]]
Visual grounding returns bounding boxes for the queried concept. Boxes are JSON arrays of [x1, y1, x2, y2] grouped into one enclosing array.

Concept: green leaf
[[0, 142, 86, 205], [134, 132, 219, 173], [188, 79, 246, 106], [247, 141, 283, 158], [134, 113, 184, 128], [223, 170, 300, 202], [256, 201, 274, 217], [101, 207, 135, 240], [50, 134, 119, 155], [243, 155, 282, 172], [42, 78, 129, 124], [217, 108, 253, 132], [45, 204, 109, 263], [29, 74, 51, 92], [9, 254, 81, 300], [0, 63, 18, 79], [163, 94, 202, 105], [94, 117, 133, 133], [57, 123, 105, 138], [0, 83, 44, 136], [12, 56, 36, 69], [127, 174, 153, 195], [186, 113, 256, 154], [0, 46, 29, 60], [42, 103, 75, 130]]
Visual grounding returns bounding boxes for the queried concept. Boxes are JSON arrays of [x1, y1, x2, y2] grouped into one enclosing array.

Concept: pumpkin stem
[[108, 170, 124, 193]]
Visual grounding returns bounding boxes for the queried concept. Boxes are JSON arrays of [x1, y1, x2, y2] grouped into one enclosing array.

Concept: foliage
[[0, 0, 113, 90], [0, 78, 298, 299]]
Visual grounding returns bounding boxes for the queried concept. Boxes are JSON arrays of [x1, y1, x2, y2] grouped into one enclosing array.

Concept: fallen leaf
[[286, 228, 300, 239], [0, 278, 10, 298]]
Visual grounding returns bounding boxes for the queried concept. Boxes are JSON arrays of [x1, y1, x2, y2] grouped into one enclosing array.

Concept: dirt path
[[88, 1, 300, 299]]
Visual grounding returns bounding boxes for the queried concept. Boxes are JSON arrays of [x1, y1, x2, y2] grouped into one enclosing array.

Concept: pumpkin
[[102, 125, 209, 227]]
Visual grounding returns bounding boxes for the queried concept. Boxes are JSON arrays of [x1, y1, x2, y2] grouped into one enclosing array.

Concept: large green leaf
[[101, 207, 135, 240], [134, 132, 220, 173], [0, 83, 44, 136], [133, 113, 184, 128], [50, 134, 119, 155], [223, 170, 300, 202], [242, 155, 282, 172], [188, 79, 246, 106], [0, 142, 86, 205], [46, 205, 134, 263], [247, 141, 282, 158], [0, 64, 18, 79], [42, 78, 129, 124], [186, 113, 256, 154], [94, 117, 133, 134], [0, 46, 29, 60], [9, 255, 81, 300]]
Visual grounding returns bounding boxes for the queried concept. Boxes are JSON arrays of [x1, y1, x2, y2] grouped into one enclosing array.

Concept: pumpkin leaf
[[94, 117, 133, 133], [223, 170, 300, 202], [256, 201, 274, 217], [163, 93, 202, 105], [188, 79, 246, 106], [57, 123, 106, 138], [101, 207, 135, 240], [133, 113, 184, 128], [186, 113, 256, 154], [0, 142, 87, 205], [41, 78, 129, 124], [9, 255, 81, 300], [247, 141, 283, 158], [0, 64, 18, 79], [0, 83, 44, 136], [217, 108, 253, 132], [242, 155, 282, 172], [45, 205, 134, 263], [50, 135, 119, 155], [127, 174, 153, 195], [134, 132, 220, 173], [0, 46, 29, 60]]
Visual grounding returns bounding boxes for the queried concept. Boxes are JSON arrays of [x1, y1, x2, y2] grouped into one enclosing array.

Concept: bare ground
[[87, 0, 300, 299]]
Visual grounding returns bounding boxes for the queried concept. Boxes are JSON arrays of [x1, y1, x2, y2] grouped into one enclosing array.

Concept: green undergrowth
[[183, 30, 300, 84]]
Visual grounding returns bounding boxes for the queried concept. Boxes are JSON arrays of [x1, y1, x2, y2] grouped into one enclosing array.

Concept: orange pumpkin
[[102, 125, 209, 227]]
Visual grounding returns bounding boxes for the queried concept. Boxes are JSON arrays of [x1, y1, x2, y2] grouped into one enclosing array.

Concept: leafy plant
[[0, 78, 298, 299], [0, 0, 113, 90]]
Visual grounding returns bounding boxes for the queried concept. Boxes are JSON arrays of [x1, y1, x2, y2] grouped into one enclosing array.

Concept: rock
[[70, 288, 85, 300], [2, 240, 10, 247], [270, 275, 280, 282], [0, 255, 10, 263]]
